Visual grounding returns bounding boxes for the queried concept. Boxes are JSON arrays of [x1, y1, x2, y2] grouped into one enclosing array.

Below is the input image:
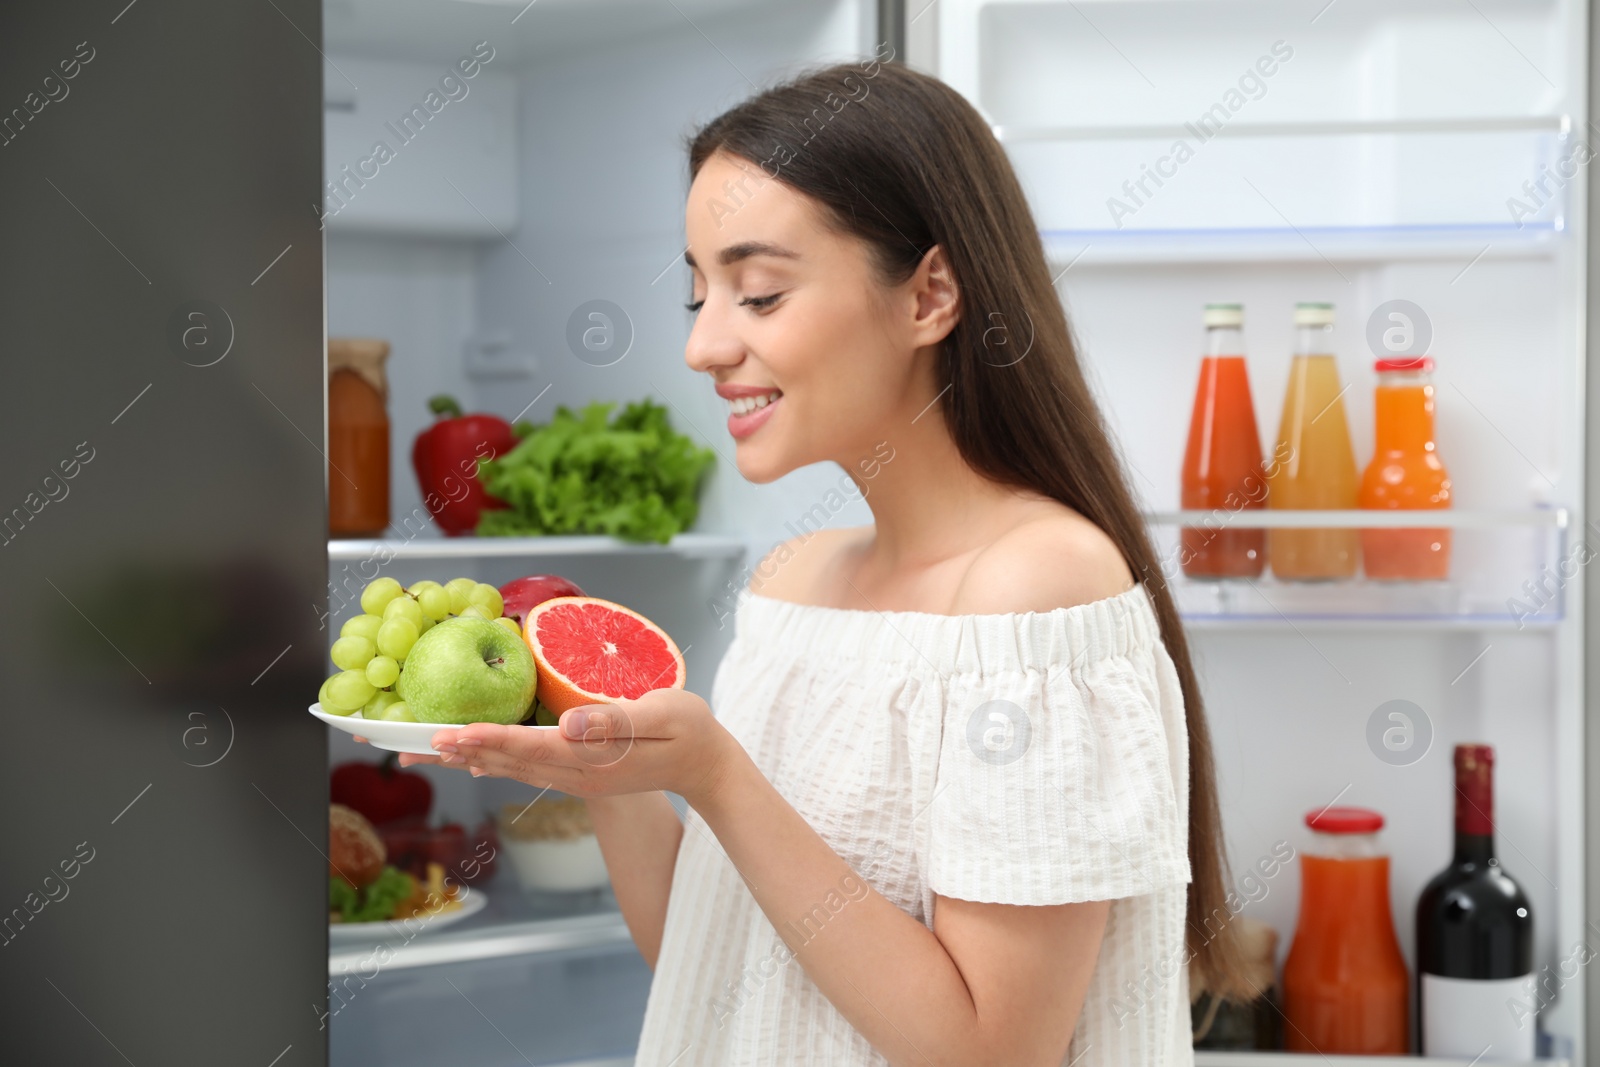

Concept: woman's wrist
[[681, 721, 754, 817]]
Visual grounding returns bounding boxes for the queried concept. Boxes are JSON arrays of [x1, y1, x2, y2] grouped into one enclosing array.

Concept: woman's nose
[[684, 300, 743, 375]]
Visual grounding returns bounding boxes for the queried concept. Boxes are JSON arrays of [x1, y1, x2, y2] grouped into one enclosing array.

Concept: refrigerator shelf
[[328, 897, 631, 975], [1195, 1055, 1568, 1067], [1145, 509, 1567, 530], [328, 532, 745, 563], [1001, 115, 1570, 143], [1145, 509, 1569, 626], [1167, 577, 1560, 629], [1042, 221, 1562, 266]]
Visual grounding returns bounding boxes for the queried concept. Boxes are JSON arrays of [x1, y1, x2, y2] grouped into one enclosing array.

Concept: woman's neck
[[841, 397, 1036, 572]]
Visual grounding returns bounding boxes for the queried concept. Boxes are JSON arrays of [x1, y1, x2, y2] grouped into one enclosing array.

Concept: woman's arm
[[693, 744, 1108, 1067], [583, 792, 682, 969], [398, 748, 686, 969], [430, 701, 1107, 1066]]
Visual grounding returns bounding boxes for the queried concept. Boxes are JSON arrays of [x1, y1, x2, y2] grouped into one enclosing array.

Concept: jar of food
[[1191, 916, 1281, 1049], [1282, 806, 1409, 1053], [497, 796, 609, 893], [328, 338, 391, 537]]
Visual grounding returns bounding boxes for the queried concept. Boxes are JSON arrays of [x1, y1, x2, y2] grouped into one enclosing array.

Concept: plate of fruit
[[311, 573, 687, 754]]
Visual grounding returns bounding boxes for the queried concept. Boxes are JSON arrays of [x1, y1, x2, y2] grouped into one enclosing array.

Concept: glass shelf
[[1042, 220, 1563, 266], [1195, 1054, 1567, 1067], [1143, 509, 1570, 627], [328, 871, 631, 975], [1145, 509, 1566, 530], [327, 532, 745, 563]]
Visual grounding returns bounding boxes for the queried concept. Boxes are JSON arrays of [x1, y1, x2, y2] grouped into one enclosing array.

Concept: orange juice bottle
[[1267, 303, 1360, 580], [1180, 303, 1266, 578], [1359, 357, 1452, 579], [1282, 807, 1410, 1054]]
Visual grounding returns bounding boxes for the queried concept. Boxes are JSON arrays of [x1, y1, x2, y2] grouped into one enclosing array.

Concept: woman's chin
[[733, 443, 793, 485]]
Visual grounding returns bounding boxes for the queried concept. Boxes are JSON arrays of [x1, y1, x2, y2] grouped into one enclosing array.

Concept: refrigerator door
[[0, 2, 328, 1065]]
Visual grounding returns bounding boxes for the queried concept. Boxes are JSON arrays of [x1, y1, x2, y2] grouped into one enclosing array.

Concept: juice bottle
[[327, 338, 392, 537], [1359, 356, 1452, 580], [1180, 304, 1266, 578], [1282, 806, 1409, 1054], [1267, 303, 1359, 579]]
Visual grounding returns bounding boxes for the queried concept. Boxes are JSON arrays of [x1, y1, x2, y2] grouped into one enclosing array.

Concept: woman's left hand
[[416, 687, 738, 807]]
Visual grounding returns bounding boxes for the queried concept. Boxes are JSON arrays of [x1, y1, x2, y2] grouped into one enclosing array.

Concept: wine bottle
[[1415, 744, 1535, 1057]]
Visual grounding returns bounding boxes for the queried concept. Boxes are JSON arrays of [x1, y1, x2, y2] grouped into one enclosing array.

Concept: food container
[[328, 338, 391, 537], [1281, 806, 1408, 1054], [497, 797, 609, 892]]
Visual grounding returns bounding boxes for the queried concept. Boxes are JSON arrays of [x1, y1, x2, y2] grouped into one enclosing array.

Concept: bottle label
[[1421, 972, 1537, 1059]]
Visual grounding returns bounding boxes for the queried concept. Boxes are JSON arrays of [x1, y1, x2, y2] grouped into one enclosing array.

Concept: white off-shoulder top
[[633, 582, 1194, 1066]]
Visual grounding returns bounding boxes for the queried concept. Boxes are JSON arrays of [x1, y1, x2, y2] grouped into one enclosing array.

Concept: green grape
[[363, 689, 401, 718], [382, 595, 425, 628], [495, 616, 522, 638], [327, 670, 377, 711], [468, 583, 504, 619], [417, 586, 453, 621], [444, 577, 476, 615], [340, 613, 384, 642], [379, 700, 416, 722], [359, 576, 405, 616], [365, 655, 400, 688], [418, 616, 436, 635], [406, 579, 442, 596], [319, 674, 357, 715], [458, 605, 491, 621], [376, 617, 419, 661], [330, 636, 376, 671]]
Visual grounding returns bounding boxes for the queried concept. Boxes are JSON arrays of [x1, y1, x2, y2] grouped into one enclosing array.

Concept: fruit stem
[[380, 751, 400, 776], [427, 394, 464, 420]]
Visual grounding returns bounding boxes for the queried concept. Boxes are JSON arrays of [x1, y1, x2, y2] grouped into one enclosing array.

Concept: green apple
[[396, 616, 538, 725]]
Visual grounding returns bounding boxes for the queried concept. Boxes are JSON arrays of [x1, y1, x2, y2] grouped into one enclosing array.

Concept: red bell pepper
[[329, 753, 434, 827], [411, 394, 519, 536]]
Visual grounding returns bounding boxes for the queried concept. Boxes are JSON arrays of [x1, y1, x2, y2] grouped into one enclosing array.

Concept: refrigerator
[[2, 0, 1593, 1064]]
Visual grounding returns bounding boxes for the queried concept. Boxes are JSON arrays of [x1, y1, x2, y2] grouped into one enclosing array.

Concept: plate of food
[[328, 804, 488, 943], [310, 573, 687, 753]]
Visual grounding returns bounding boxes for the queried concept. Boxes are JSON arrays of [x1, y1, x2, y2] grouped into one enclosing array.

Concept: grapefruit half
[[523, 596, 686, 714]]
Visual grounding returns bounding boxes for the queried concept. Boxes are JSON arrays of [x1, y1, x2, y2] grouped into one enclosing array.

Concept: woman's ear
[[910, 244, 960, 346]]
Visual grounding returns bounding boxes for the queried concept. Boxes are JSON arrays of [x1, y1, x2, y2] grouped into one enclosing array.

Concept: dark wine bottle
[[1415, 744, 1535, 1057]]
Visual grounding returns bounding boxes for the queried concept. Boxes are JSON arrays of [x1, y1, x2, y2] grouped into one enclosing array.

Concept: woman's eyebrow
[[684, 241, 801, 269]]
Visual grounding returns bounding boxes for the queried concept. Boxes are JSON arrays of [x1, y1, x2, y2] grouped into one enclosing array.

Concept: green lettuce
[[475, 398, 715, 544], [329, 866, 415, 924]]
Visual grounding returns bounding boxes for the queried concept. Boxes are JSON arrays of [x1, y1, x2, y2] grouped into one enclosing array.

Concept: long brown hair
[[688, 58, 1250, 999]]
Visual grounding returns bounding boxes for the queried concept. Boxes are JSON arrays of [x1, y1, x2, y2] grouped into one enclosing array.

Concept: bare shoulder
[[747, 525, 871, 604], [951, 505, 1135, 615]]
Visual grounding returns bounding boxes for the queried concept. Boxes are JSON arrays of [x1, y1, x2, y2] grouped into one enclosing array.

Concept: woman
[[403, 59, 1247, 1065]]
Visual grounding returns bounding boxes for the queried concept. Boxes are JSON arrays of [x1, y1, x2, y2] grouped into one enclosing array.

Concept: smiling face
[[683, 150, 946, 483]]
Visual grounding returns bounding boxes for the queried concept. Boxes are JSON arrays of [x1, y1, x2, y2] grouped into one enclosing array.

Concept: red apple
[[499, 574, 585, 627]]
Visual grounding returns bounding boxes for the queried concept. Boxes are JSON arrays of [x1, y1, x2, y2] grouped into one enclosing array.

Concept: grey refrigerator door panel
[[0, 2, 328, 1065]]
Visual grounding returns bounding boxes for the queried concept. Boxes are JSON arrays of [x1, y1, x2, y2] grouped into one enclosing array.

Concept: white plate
[[310, 703, 556, 754], [328, 885, 488, 944]]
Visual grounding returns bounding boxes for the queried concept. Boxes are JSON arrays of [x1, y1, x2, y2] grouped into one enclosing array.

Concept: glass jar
[[327, 338, 391, 537], [1282, 806, 1409, 1053]]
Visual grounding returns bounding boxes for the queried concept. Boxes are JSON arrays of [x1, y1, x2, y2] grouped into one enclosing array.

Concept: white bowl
[[309, 703, 556, 755], [503, 834, 610, 892]]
